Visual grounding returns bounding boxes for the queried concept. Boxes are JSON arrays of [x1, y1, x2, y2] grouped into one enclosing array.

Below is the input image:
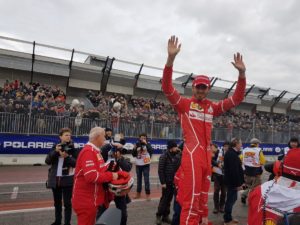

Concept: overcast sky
[[0, 0, 299, 96]]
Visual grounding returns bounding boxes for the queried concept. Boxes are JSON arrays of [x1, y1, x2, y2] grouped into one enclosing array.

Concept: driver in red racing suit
[[162, 36, 246, 225]]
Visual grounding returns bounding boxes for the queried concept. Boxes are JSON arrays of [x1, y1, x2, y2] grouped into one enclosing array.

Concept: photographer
[[97, 134, 130, 225], [211, 142, 228, 214], [45, 128, 78, 225], [111, 147, 132, 225], [132, 133, 153, 200], [101, 128, 124, 162]]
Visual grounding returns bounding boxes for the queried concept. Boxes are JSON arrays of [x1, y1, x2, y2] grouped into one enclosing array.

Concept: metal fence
[[0, 112, 299, 143]]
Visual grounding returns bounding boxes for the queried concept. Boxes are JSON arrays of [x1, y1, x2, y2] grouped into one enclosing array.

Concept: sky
[[0, 0, 299, 96]]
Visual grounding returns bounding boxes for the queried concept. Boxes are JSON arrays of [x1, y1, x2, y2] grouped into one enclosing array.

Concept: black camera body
[[60, 142, 74, 153]]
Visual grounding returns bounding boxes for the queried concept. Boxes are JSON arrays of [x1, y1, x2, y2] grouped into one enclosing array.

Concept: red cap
[[192, 75, 210, 88], [283, 148, 300, 177]]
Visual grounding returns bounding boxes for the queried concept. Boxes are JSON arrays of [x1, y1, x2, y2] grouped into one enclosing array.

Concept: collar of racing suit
[[191, 96, 208, 103], [86, 142, 100, 152]]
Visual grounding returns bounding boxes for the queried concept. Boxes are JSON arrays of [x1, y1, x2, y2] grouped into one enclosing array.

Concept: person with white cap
[[240, 137, 266, 204]]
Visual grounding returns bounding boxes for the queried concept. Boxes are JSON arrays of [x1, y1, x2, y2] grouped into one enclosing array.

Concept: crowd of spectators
[[2, 80, 300, 132], [0, 80, 67, 117], [86, 90, 178, 124], [213, 110, 299, 132]]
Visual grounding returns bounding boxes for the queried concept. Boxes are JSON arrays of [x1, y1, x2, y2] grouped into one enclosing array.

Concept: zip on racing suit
[[162, 65, 246, 225]]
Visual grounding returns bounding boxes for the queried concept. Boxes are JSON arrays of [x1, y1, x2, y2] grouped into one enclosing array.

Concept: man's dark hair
[[230, 138, 241, 148], [105, 127, 112, 132], [223, 141, 230, 147], [211, 143, 218, 149], [288, 137, 299, 148], [59, 128, 72, 136], [139, 133, 147, 138]]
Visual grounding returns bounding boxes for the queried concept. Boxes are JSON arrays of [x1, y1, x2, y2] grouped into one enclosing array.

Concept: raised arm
[[213, 52, 246, 116], [162, 36, 186, 113]]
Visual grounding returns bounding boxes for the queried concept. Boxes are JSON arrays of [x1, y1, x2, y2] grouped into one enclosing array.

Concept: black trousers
[[97, 195, 130, 225], [223, 187, 238, 223], [213, 175, 226, 209], [115, 196, 128, 225], [51, 186, 73, 225], [156, 184, 175, 217]]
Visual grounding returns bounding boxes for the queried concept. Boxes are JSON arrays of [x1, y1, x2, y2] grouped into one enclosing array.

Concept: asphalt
[[0, 164, 258, 225]]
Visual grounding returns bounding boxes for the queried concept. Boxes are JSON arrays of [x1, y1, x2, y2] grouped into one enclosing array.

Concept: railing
[[0, 112, 299, 143]]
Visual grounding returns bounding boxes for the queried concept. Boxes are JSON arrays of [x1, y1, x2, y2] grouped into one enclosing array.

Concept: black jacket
[[158, 151, 181, 185], [117, 156, 132, 172], [45, 144, 78, 188], [224, 148, 244, 188], [132, 142, 153, 158]]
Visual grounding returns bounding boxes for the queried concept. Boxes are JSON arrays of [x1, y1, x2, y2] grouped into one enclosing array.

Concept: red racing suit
[[72, 142, 113, 225], [248, 177, 300, 225], [162, 66, 245, 225]]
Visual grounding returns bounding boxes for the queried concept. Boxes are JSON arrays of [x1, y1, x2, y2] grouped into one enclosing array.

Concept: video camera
[[59, 142, 74, 153]]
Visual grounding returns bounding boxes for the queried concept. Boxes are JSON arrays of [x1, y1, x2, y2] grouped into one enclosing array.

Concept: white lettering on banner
[[151, 144, 167, 150], [36, 142, 43, 148], [74, 143, 85, 149], [3, 142, 54, 149]]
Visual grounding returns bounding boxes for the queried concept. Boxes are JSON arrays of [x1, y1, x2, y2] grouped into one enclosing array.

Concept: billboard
[[0, 134, 288, 155]]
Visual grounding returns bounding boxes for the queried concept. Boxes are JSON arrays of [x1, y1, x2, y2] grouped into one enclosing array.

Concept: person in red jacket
[[248, 148, 300, 225], [72, 127, 119, 225], [162, 36, 246, 225]]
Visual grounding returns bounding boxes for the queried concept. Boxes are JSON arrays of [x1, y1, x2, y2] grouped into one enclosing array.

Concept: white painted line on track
[[0, 197, 164, 215], [10, 186, 19, 199]]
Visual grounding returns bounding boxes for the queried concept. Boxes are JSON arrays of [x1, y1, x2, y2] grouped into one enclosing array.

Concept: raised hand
[[231, 52, 246, 74], [168, 35, 181, 58], [166, 36, 181, 67]]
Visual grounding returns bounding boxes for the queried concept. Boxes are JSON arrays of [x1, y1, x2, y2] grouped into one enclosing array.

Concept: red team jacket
[[72, 143, 113, 209]]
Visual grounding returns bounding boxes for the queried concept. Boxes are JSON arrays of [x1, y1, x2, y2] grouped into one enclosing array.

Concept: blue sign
[[0, 134, 288, 155], [214, 141, 288, 156], [0, 134, 177, 155]]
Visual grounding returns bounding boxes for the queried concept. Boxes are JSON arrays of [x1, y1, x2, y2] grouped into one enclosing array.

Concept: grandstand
[[1, 35, 300, 145]]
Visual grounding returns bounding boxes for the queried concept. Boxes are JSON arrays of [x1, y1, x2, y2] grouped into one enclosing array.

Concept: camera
[[59, 142, 74, 153]]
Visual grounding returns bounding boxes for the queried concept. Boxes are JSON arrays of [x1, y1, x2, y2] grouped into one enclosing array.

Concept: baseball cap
[[250, 138, 261, 144], [167, 140, 178, 149], [192, 75, 210, 88]]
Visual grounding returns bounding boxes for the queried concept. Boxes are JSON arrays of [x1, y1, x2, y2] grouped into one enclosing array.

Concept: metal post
[[27, 41, 35, 136], [271, 120, 274, 144], [253, 118, 256, 138]]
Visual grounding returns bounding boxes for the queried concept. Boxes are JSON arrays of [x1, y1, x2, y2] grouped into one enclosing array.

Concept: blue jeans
[[171, 192, 181, 225], [223, 187, 238, 223], [136, 164, 150, 194]]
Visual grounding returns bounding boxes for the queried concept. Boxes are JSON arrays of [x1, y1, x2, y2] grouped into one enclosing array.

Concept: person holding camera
[[97, 135, 131, 225], [223, 138, 245, 225], [111, 147, 132, 225], [132, 133, 153, 200], [211, 142, 228, 214], [45, 128, 77, 225]]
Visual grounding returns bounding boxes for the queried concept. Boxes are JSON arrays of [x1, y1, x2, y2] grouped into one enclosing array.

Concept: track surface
[[0, 164, 253, 225]]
